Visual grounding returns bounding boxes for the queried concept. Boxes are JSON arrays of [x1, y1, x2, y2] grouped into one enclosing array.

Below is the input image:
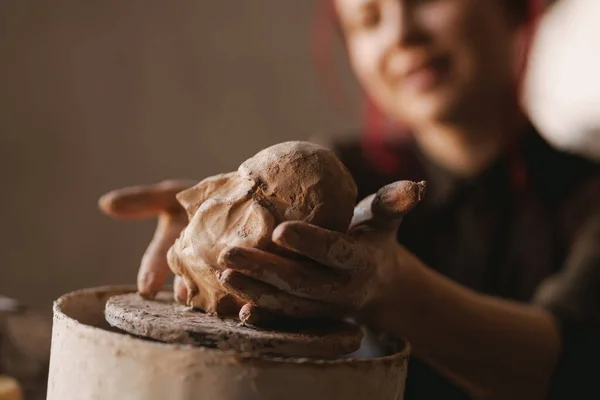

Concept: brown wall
[[0, 1, 360, 312]]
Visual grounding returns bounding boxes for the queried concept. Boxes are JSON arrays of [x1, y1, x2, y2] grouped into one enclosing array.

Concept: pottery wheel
[[105, 292, 362, 358]]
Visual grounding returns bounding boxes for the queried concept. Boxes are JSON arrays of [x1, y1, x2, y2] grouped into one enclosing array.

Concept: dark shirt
[[328, 124, 600, 399]]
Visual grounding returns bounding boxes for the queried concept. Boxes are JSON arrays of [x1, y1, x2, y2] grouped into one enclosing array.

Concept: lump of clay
[[167, 141, 358, 316]]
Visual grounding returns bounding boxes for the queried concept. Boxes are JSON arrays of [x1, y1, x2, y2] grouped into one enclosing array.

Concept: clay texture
[[167, 141, 358, 316], [105, 292, 362, 358], [48, 286, 410, 400]]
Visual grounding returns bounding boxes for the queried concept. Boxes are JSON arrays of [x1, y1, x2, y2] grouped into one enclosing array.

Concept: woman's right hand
[[98, 179, 197, 301]]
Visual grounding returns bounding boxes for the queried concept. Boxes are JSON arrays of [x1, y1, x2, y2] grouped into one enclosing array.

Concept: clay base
[[48, 286, 410, 400], [104, 292, 362, 358]]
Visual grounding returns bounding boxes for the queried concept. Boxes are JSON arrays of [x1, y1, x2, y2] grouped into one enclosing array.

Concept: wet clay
[[105, 292, 363, 358], [167, 141, 358, 318]]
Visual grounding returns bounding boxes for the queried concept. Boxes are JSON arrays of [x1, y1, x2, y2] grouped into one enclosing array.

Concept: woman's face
[[334, 0, 522, 127]]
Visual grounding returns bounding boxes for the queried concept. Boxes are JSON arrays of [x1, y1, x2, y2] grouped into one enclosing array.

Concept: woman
[[100, 0, 600, 398]]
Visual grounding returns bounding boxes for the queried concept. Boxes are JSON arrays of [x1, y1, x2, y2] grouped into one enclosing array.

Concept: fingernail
[[219, 247, 249, 270], [218, 269, 235, 284], [174, 289, 187, 304], [239, 303, 257, 324], [174, 277, 188, 304], [396, 181, 426, 209], [138, 270, 158, 297], [377, 186, 400, 206], [239, 304, 273, 327], [273, 223, 300, 246], [138, 289, 157, 300], [226, 247, 244, 263], [217, 247, 233, 266]]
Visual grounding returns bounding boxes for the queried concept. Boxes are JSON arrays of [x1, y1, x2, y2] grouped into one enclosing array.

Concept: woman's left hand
[[219, 180, 426, 322]]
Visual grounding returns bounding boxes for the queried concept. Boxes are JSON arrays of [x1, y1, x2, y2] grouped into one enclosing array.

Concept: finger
[[183, 276, 200, 308], [373, 180, 426, 220], [239, 304, 333, 331], [238, 303, 277, 327], [219, 270, 336, 319], [273, 221, 366, 271], [137, 212, 187, 299], [219, 246, 342, 301], [99, 179, 196, 219], [173, 276, 188, 305], [350, 180, 426, 233]]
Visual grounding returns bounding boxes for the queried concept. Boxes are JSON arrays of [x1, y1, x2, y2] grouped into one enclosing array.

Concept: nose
[[389, 0, 426, 48]]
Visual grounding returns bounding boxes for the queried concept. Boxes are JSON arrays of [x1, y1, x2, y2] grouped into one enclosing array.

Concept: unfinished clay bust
[[167, 141, 358, 316]]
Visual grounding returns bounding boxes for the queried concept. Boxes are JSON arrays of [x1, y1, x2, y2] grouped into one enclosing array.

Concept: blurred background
[[0, 0, 362, 312], [0, 0, 599, 397]]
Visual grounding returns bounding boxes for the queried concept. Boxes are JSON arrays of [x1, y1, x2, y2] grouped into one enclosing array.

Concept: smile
[[390, 54, 451, 92]]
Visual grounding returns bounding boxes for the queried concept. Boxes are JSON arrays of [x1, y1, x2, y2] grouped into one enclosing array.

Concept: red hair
[[312, 0, 546, 176], [509, 0, 545, 191]]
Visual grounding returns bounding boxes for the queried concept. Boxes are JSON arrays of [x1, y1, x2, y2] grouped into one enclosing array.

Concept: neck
[[412, 108, 525, 179]]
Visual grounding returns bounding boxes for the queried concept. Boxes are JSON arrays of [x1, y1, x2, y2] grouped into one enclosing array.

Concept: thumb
[[349, 180, 426, 234]]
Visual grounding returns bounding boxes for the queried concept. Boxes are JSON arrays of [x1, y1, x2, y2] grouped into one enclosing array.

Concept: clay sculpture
[[103, 141, 368, 358], [167, 141, 358, 322]]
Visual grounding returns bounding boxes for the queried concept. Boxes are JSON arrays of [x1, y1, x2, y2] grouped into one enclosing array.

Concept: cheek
[[348, 36, 384, 88], [348, 36, 402, 116], [346, 16, 399, 96]]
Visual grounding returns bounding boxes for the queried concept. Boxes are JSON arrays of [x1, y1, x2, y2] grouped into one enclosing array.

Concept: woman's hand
[[98, 178, 426, 326], [98, 179, 196, 300], [218, 180, 426, 321]]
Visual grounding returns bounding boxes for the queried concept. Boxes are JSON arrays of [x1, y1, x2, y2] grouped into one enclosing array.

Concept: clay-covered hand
[[164, 172, 274, 315], [164, 141, 358, 317], [98, 177, 254, 314], [98, 180, 195, 301], [219, 180, 426, 321]]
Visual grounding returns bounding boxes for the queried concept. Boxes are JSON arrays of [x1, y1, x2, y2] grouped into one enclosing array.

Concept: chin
[[397, 95, 457, 127], [396, 79, 470, 124]]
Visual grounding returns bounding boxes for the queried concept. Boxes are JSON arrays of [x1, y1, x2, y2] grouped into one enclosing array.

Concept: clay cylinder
[[46, 286, 410, 400]]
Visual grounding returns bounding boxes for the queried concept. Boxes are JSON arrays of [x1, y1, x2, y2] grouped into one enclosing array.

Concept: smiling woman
[[332, 0, 540, 177], [338, 0, 517, 124], [313, 0, 540, 175]]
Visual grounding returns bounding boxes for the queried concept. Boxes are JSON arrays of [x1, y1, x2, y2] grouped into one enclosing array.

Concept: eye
[[358, 2, 381, 29]]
